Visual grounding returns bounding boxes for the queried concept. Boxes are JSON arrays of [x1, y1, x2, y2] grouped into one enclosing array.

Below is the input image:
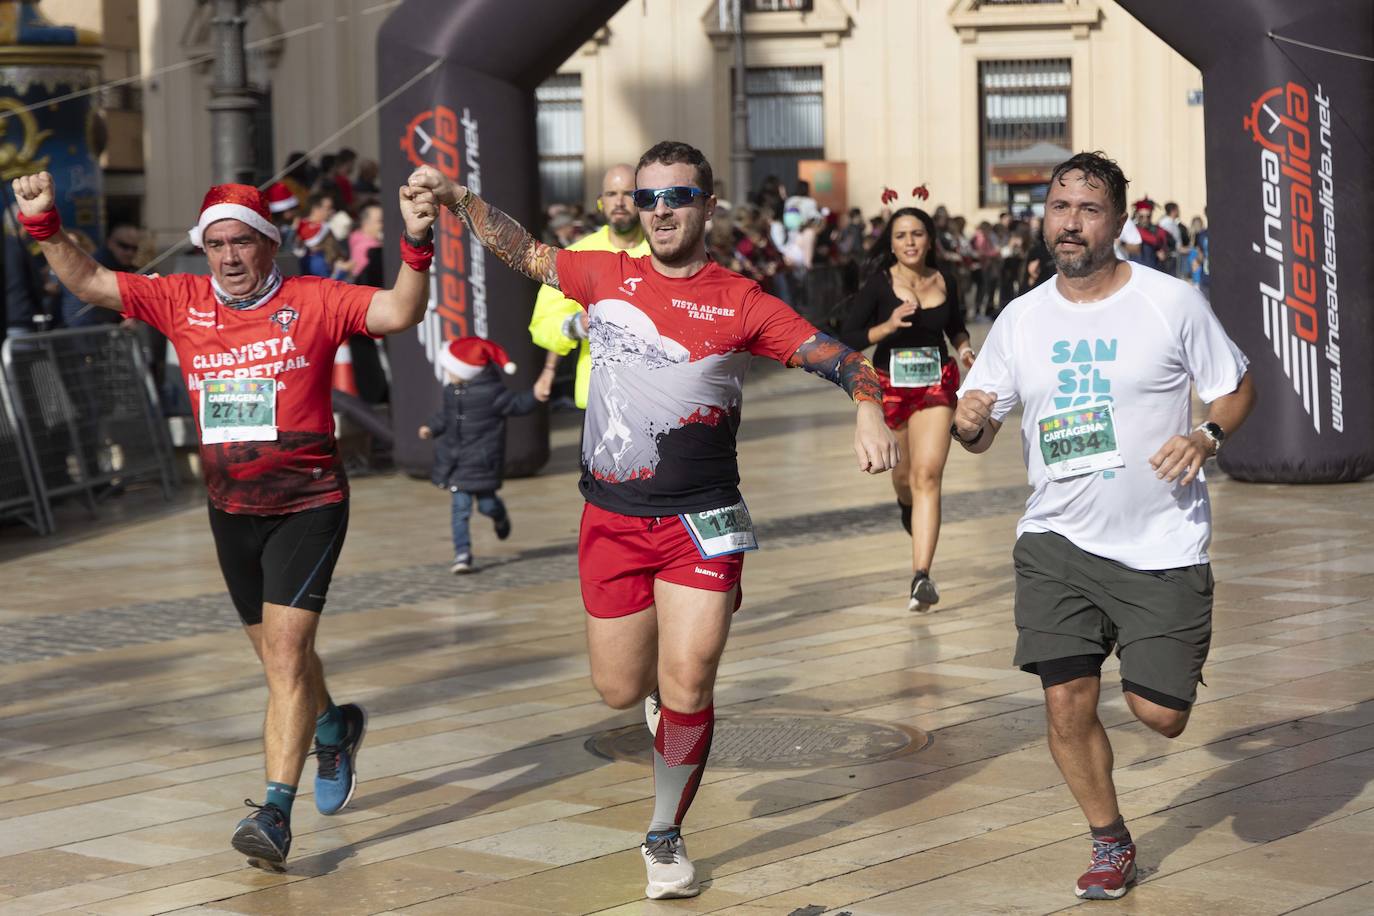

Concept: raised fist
[[11, 171, 56, 217], [399, 182, 437, 238], [407, 166, 461, 209]]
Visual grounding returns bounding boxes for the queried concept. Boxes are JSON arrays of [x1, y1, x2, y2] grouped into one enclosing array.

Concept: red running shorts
[[877, 359, 959, 430], [578, 502, 745, 618]]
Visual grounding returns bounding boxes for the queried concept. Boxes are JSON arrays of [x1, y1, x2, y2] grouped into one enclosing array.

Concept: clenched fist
[[399, 182, 437, 239], [953, 389, 997, 442], [11, 171, 55, 217], [407, 166, 462, 210]]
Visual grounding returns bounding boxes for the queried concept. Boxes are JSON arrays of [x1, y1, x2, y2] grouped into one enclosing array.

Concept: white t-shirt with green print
[[959, 262, 1248, 570]]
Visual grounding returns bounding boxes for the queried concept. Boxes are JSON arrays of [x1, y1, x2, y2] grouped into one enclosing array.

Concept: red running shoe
[[1075, 837, 1137, 900]]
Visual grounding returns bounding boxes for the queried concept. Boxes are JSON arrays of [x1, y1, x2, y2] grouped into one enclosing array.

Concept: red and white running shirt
[[118, 272, 375, 515], [557, 249, 817, 517]]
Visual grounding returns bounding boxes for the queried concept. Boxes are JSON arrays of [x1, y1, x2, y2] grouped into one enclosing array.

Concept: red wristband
[[17, 209, 61, 241], [400, 234, 434, 272]]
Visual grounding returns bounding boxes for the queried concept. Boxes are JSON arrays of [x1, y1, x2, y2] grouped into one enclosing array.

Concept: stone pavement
[[2, 362, 1374, 915]]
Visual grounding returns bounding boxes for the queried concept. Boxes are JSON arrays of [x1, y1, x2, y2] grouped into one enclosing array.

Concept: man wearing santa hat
[[10, 169, 440, 869]]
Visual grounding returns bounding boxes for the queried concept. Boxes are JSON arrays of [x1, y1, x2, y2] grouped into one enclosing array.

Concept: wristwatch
[[1194, 421, 1225, 453], [950, 422, 984, 446]]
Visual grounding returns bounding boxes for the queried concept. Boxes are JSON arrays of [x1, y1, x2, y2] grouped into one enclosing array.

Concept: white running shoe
[[644, 689, 661, 736], [641, 832, 699, 899]]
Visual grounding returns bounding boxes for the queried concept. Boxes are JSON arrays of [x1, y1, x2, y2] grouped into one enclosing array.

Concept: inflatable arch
[[1118, 0, 1372, 482], [381, 0, 1373, 483], [378, 0, 627, 478]]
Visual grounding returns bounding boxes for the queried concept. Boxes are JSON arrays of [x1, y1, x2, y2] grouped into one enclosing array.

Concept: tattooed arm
[[786, 333, 899, 474], [786, 333, 884, 405], [406, 166, 560, 289]]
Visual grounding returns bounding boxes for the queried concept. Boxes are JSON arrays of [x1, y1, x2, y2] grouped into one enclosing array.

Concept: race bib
[[200, 378, 278, 445], [1037, 403, 1124, 481], [680, 499, 759, 559], [889, 347, 942, 388]]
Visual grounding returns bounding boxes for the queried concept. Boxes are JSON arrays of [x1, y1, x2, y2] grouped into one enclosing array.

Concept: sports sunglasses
[[631, 186, 708, 209]]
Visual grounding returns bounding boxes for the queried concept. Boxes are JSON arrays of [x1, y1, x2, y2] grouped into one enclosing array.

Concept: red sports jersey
[[557, 249, 817, 516], [118, 272, 376, 515]]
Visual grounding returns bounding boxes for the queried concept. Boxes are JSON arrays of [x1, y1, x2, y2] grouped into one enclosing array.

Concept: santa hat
[[438, 337, 518, 381], [296, 219, 329, 249], [265, 182, 299, 214], [1132, 196, 1157, 213], [188, 184, 282, 248]]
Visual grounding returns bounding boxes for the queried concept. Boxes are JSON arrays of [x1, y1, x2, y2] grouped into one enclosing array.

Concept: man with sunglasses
[[529, 164, 648, 407], [409, 141, 897, 901]]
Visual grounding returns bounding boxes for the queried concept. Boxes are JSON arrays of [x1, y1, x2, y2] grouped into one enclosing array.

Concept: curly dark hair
[[636, 141, 713, 193], [1048, 151, 1128, 217]]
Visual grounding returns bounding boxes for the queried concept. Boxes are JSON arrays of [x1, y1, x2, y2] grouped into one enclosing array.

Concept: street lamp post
[[728, 0, 752, 204], [208, 0, 257, 185]]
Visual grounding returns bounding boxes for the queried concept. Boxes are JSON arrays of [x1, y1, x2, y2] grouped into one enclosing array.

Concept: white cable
[[255, 56, 441, 191], [1269, 31, 1374, 63], [0, 2, 404, 124], [135, 54, 442, 277]]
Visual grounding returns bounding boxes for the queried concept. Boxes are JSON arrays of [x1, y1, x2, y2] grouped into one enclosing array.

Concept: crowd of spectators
[[535, 174, 1211, 336]]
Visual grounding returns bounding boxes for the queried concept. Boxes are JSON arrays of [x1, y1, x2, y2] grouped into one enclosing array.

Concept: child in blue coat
[[419, 337, 546, 572]]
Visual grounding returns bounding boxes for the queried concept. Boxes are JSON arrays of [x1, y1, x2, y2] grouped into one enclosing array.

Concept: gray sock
[[647, 704, 714, 833]]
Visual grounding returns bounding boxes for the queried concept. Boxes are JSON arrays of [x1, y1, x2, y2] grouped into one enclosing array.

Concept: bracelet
[[950, 422, 984, 446], [448, 187, 473, 216], [399, 233, 434, 272], [17, 209, 61, 241], [959, 346, 975, 359]]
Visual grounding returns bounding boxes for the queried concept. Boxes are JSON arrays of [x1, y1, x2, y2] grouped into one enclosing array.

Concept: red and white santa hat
[[296, 220, 329, 249], [439, 337, 518, 381], [188, 184, 282, 248], [265, 182, 299, 214]]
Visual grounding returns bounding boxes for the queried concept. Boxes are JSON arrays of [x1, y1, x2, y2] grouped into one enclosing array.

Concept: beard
[[608, 210, 637, 235], [647, 219, 705, 264], [1051, 235, 1116, 278]]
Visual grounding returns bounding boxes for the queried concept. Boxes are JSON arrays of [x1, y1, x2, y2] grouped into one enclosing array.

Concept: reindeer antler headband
[[880, 183, 930, 206]]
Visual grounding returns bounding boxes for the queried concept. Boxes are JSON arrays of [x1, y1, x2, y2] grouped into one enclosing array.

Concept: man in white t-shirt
[[952, 152, 1255, 902]]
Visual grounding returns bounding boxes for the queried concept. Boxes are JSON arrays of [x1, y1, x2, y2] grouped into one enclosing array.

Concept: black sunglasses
[[631, 186, 707, 209]]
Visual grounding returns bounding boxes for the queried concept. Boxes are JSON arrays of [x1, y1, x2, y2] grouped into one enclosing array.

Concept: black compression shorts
[[208, 500, 349, 625]]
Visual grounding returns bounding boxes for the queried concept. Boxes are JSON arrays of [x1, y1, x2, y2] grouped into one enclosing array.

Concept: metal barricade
[[0, 360, 46, 534], [1, 326, 177, 533]]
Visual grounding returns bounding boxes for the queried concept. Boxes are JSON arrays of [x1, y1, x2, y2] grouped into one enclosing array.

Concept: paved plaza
[[2, 364, 1373, 915]]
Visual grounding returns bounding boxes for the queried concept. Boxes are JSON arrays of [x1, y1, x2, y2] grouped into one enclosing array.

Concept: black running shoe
[[898, 499, 913, 535], [908, 571, 940, 612], [231, 800, 291, 868], [494, 514, 512, 540]]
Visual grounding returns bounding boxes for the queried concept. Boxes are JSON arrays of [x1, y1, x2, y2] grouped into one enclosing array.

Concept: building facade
[[50, 0, 1206, 246], [552, 0, 1207, 222]]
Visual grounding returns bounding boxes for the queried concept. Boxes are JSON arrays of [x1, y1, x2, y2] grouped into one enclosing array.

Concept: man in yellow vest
[[531, 163, 649, 407]]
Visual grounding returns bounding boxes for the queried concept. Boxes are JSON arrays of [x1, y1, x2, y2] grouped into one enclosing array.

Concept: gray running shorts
[[1012, 530, 1213, 706]]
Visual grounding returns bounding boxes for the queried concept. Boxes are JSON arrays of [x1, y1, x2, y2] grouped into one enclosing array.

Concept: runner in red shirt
[[410, 141, 899, 901], [11, 170, 440, 869]]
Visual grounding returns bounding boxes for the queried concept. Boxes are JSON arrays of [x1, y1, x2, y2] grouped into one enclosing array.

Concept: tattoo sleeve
[[451, 191, 560, 289], [786, 333, 883, 405]]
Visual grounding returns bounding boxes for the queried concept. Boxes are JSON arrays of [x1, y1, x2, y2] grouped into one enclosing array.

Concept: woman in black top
[[839, 207, 975, 612]]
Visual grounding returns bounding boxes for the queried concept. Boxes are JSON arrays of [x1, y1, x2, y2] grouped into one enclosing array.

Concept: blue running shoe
[[231, 800, 291, 868], [314, 702, 367, 815]]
